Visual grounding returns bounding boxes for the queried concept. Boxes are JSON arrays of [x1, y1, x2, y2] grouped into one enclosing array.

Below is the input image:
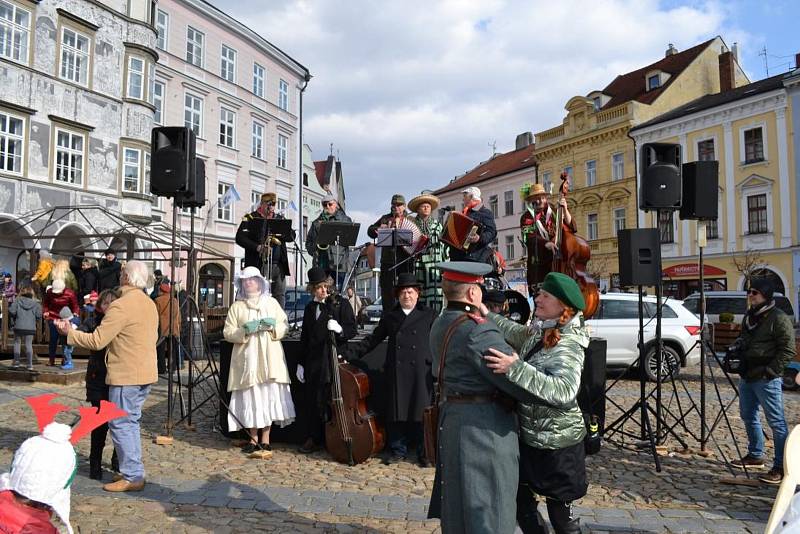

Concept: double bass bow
[[324, 296, 384, 465], [551, 172, 600, 318]]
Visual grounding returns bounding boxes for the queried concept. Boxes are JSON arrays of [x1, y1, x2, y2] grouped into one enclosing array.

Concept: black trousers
[[304, 377, 330, 445], [89, 400, 118, 471]]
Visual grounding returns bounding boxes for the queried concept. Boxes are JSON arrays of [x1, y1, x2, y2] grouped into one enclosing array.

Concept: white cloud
[[211, 0, 747, 231]]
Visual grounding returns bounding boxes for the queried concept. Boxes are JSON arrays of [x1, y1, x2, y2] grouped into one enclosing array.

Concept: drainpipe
[[296, 72, 312, 287]]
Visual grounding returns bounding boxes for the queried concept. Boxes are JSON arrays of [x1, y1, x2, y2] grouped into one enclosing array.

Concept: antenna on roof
[[330, 143, 334, 156], [488, 139, 497, 157], [759, 46, 769, 76]]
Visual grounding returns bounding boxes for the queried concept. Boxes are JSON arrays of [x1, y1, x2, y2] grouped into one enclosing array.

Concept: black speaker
[[175, 158, 206, 209], [679, 161, 718, 220], [618, 229, 661, 286], [578, 339, 607, 431], [640, 142, 681, 211], [150, 127, 196, 197]]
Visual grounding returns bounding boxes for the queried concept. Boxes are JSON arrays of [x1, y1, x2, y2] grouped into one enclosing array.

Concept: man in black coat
[[448, 186, 497, 264], [235, 192, 296, 309], [97, 249, 121, 291], [305, 193, 353, 288], [367, 194, 415, 311], [344, 272, 435, 466], [297, 267, 357, 454]]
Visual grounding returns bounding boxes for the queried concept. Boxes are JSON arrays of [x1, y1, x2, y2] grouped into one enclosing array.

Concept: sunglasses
[[748, 289, 761, 296], [323, 201, 336, 207]]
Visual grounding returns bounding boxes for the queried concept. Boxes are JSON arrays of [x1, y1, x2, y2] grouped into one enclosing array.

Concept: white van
[[682, 291, 795, 324]]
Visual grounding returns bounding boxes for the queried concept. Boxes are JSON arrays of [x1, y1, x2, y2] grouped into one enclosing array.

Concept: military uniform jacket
[[448, 205, 497, 264], [235, 211, 296, 276], [427, 304, 541, 534], [346, 303, 435, 423]]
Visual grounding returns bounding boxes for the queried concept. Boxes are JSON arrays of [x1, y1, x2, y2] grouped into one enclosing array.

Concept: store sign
[[662, 263, 726, 277]]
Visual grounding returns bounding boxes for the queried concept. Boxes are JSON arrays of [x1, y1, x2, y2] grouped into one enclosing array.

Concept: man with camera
[[729, 278, 796, 484]]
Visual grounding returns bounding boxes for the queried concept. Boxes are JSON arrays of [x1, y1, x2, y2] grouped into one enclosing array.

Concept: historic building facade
[[0, 0, 158, 278], [630, 65, 799, 318]]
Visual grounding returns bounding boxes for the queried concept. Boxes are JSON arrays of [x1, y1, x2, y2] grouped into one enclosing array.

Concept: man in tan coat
[[56, 260, 157, 492]]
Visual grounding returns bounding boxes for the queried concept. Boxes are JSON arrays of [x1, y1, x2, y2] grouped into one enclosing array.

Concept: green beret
[[541, 272, 585, 312]]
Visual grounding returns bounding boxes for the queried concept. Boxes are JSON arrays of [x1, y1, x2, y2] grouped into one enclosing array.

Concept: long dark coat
[[235, 211, 295, 276], [97, 259, 120, 291], [346, 303, 435, 423], [299, 296, 357, 399]]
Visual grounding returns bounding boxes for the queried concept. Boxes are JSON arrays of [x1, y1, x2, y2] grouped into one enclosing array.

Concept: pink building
[[153, 0, 310, 305]]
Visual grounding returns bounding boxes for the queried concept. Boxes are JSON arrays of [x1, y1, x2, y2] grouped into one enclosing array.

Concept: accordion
[[441, 212, 479, 251]]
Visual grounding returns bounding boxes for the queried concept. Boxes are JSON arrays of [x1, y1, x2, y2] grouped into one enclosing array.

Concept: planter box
[[713, 323, 741, 353]]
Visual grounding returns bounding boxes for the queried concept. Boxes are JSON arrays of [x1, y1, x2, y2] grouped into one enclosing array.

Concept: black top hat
[[395, 272, 421, 289], [307, 267, 328, 285], [482, 289, 506, 305]]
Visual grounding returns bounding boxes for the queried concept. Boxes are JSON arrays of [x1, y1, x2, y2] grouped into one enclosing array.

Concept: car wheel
[[643, 344, 681, 382]]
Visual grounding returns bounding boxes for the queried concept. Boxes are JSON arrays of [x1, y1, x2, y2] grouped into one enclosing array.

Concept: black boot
[[111, 450, 119, 472], [546, 499, 580, 534], [517, 485, 549, 534]]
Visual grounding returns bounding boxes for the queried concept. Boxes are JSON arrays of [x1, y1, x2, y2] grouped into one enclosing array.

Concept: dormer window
[[648, 74, 660, 90], [592, 96, 602, 111], [587, 91, 608, 111]]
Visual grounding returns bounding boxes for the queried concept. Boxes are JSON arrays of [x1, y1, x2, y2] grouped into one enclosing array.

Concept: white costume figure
[[223, 266, 295, 455]]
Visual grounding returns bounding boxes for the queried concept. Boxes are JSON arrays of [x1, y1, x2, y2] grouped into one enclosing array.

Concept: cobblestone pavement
[[0, 363, 795, 533]]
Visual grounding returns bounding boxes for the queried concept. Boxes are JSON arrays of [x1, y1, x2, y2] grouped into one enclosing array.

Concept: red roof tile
[[314, 160, 329, 188], [434, 145, 537, 195], [601, 38, 716, 109]]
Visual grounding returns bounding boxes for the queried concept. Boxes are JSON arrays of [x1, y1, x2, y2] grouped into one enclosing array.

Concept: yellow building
[[630, 69, 798, 318], [533, 38, 748, 290]]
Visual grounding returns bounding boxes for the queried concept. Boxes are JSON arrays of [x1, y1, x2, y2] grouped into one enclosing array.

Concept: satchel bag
[[423, 315, 469, 464]]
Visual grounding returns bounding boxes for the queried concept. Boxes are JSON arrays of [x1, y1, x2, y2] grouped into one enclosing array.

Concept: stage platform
[[0, 360, 87, 385]]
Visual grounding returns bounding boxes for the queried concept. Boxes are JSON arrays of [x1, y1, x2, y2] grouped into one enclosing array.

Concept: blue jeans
[[739, 378, 788, 469], [108, 385, 151, 482], [48, 319, 76, 362]]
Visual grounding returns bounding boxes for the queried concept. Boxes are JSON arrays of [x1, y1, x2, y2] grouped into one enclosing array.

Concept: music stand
[[260, 218, 294, 282], [317, 221, 360, 292], [376, 228, 414, 302]]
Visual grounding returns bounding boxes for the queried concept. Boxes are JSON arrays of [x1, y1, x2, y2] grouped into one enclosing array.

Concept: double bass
[[324, 297, 385, 465], [551, 172, 600, 318]]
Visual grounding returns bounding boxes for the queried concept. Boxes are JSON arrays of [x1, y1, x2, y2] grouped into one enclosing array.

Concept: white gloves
[[327, 319, 343, 334], [296, 364, 305, 383]]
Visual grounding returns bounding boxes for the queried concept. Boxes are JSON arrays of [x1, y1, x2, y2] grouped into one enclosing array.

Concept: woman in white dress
[[223, 266, 295, 456]]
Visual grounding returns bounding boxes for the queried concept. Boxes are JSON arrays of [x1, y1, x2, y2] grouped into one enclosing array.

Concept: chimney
[[515, 132, 534, 150], [665, 43, 677, 57], [719, 51, 735, 92], [732, 42, 739, 62]]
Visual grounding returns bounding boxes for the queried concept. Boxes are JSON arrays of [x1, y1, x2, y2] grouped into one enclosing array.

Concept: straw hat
[[523, 183, 547, 202], [408, 192, 440, 212]]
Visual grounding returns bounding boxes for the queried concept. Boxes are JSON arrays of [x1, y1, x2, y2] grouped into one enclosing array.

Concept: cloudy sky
[[210, 0, 798, 242]]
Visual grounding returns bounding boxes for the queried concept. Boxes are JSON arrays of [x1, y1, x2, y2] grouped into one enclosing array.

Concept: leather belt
[[444, 393, 497, 404]]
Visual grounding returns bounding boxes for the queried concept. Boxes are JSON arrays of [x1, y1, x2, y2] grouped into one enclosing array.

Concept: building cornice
[[0, 100, 36, 116], [48, 114, 95, 132], [123, 42, 159, 62], [181, 0, 309, 79], [82, 0, 157, 35], [56, 8, 100, 31], [630, 89, 787, 142]]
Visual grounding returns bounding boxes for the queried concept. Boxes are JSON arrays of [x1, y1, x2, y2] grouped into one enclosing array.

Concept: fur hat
[[0, 423, 76, 534], [462, 186, 481, 200], [260, 192, 277, 204]]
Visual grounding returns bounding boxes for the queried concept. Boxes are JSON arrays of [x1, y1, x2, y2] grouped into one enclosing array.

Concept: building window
[[586, 159, 596, 186], [542, 171, 552, 193], [743, 127, 764, 163], [563, 166, 573, 190], [122, 147, 141, 193], [277, 197, 287, 214], [253, 63, 265, 97], [613, 207, 626, 236], [707, 218, 719, 239], [155, 9, 168, 50], [0, 110, 24, 174], [250, 190, 261, 211], [747, 194, 768, 234], [184, 93, 202, 137], [659, 211, 674, 243], [59, 27, 90, 86], [126, 56, 145, 99], [592, 96, 601, 111], [152, 80, 164, 124], [648, 74, 660, 90], [504, 190, 513, 216], [277, 134, 288, 168], [612, 153, 624, 181], [217, 182, 233, 222], [144, 152, 151, 200], [587, 213, 598, 240], [505, 235, 514, 260], [278, 79, 289, 111], [0, 0, 30, 63], [251, 121, 264, 159], [54, 128, 84, 185], [220, 45, 236, 83], [697, 139, 715, 161], [186, 26, 203, 67], [489, 194, 498, 217], [302, 173, 308, 186], [219, 108, 235, 148]]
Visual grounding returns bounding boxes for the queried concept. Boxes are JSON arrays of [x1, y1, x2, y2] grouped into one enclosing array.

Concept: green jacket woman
[[484, 272, 589, 534]]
